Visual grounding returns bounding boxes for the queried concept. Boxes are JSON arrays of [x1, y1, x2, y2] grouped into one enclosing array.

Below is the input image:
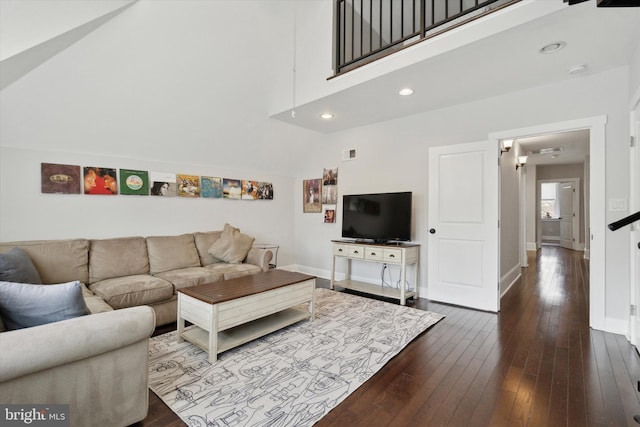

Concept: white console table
[[330, 240, 419, 305]]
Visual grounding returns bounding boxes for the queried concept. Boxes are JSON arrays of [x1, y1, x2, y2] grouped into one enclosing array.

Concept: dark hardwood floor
[[137, 246, 640, 426]]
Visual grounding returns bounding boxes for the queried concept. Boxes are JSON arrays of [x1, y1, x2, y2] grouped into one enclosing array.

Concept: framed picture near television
[[323, 205, 336, 223], [303, 179, 322, 213]]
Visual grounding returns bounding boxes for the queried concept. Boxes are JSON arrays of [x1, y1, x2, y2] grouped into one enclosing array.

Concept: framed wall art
[[303, 179, 322, 213], [41, 163, 81, 194]]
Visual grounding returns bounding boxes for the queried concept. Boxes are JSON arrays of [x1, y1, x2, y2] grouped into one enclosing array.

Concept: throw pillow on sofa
[[0, 280, 89, 330], [0, 247, 42, 284], [208, 223, 255, 264]]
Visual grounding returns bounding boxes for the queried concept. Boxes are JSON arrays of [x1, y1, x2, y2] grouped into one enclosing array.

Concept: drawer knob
[[371, 252, 376, 256], [338, 249, 343, 252], [389, 254, 395, 258], [354, 250, 359, 254]]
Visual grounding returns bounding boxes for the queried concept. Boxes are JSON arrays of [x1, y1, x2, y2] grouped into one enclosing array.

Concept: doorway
[[538, 178, 582, 251], [490, 115, 605, 330]]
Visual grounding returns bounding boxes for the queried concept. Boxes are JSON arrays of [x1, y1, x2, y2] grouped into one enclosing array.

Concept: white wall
[[500, 143, 521, 295], [630, 42, 640, 105], [293, 66, 631, 329], [0, 0, 325, 268]]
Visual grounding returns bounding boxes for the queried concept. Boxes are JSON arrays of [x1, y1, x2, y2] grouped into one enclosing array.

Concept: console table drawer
[[383, 248, 403, 263], [365, 247, 384, 261], [334, 244, 364, 258]]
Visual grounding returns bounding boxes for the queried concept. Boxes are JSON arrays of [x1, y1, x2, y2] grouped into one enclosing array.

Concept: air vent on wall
[[343, 149, 357, 161], [529, 147, 563, 155]]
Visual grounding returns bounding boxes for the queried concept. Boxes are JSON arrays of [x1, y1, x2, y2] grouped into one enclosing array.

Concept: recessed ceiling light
[[568, 64, 587, 75], [539, 41, 566, 54], [320, 112, 334, 120], [398, 88, 414, 96]]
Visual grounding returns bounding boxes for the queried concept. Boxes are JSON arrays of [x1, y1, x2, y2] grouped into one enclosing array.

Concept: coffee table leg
[[177, 294, 184, 343], [209, 304, 218, 363], [310, 282, 315, 321]]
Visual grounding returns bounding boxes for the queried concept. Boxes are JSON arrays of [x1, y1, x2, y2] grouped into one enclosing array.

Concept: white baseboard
[[541, 235, 560, 241], [280, 264, 332, 280], [583, 248, 590, 260], [500, 263, 522, 298], [526, 242, 538, 251], [604, 316, 628, 336]]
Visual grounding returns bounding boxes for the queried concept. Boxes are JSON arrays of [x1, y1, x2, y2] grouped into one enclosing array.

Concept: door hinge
[[631, 136, 636, 147], [632, 304, 637, 316]]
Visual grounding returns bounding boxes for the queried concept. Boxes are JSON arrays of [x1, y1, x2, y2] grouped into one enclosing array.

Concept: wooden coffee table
[[177, 270, 315, 362]]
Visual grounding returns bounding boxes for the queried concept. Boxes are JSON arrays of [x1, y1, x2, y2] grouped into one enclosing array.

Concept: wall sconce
[[516, 156, 528, 170], [501, 139, 513, 155]]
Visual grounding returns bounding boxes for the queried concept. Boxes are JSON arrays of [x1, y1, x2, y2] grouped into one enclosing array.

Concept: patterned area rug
[[148, 288, 445, 427]]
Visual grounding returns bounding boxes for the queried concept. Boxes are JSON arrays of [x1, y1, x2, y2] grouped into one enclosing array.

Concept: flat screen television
[[342, 191, 412, 243]]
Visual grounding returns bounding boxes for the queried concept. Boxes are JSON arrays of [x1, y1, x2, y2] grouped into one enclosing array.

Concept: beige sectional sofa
[[0, 305, 156, 427], [0, 228, 274, 327], [0, 227, 273, 426]]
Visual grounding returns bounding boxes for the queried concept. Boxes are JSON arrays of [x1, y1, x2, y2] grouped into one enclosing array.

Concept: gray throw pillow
[[208, 223, 255, 264], [0, 248, 42, 284], [0, 281, 89, 331]]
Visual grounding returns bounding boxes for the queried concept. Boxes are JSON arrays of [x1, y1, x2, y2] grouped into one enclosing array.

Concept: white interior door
[[427, 140, 499, 312], [559, 182, 575, 249]]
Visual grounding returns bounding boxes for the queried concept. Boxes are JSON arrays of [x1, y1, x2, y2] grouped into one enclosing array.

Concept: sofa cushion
[[208, 223, 255, 264], [204, 263, 261, 280], [80, 283, 114, 314], [89, 275, 173, 309], [154, 267, 223, 291], [0, 247, 42, 284], [0, 239, 89, 284], [89, 237, 149, 283], [146, 234, 200, 275], [193, 231, 224, 266], [0, 281, 89, 330]]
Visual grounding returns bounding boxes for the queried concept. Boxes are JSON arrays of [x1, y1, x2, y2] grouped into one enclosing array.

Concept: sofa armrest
[[0, 306, 155, 382], [245, 247, 273, 272]]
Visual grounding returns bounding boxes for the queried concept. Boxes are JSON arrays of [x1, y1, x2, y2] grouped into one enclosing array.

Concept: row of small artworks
[[40, 163, 273, 200]]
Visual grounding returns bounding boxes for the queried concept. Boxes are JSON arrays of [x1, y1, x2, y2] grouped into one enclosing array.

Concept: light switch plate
[[608, 198, 627, 211]]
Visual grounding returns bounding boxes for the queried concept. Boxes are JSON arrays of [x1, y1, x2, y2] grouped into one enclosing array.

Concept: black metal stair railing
[[335, 0, 519, 75], [608, 211, 640, 231]]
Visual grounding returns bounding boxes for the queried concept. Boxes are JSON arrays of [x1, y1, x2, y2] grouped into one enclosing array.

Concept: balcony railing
[[335, 0, 519, 75]]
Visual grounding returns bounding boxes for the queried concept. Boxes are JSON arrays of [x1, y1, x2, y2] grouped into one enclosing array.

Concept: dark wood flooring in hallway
[[138, 246, 640, 426]]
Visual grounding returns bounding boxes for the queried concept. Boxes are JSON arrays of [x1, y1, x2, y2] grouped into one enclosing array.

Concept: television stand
[[330, 240, 419, 305]]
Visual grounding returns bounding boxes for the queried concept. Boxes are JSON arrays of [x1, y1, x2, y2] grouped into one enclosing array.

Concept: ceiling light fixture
[[539, 41, 566, 54], [568, 64, 588, 75], [398, 88, 414, 96], [320, 112, 334, 120]]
